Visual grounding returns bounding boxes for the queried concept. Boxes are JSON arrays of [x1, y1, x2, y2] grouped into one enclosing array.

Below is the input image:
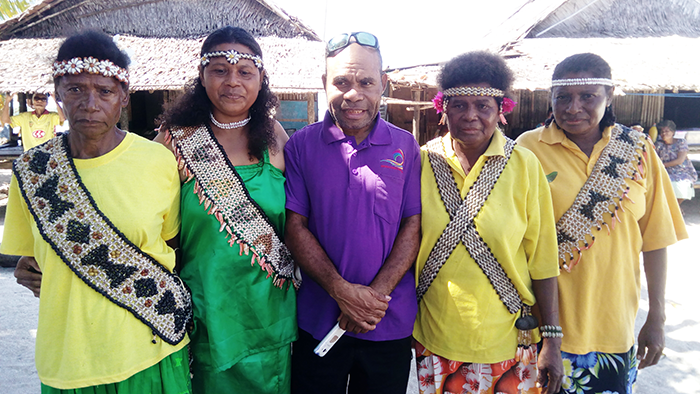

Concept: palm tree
[[0, 0, 32, 20]]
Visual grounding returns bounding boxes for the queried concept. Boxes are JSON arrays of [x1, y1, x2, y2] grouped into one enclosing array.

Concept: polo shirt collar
[[321, 111, 391, 146], [539, 122, 613, 147], [442, 128, 507, 158], [32, 109, 49, 117]]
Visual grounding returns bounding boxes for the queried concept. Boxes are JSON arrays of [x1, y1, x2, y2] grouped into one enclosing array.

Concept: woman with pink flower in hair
[[413, 51, 563, 394]]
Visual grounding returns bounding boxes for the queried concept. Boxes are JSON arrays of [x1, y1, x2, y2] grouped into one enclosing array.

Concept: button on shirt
[[285, 112, 421, 342]]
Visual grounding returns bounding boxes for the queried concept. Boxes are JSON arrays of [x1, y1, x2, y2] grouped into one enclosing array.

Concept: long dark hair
[[546, 53, 615, 131], [160, 26, 279, 160]]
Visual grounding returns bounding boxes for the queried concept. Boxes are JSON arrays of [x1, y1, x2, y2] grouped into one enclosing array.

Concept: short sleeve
[[161, 159, 181, 241], [0, 175, 36, 256], [638, 141, 688, 251], [401, 139, 421, 218], [283, 135, 310, 217], [9, 114, 21, 129], [677, 139, 689, 152]]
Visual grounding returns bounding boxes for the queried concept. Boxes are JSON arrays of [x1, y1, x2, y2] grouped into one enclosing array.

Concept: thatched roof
[[528, 0, 700, 39], [0, 0, 320, 40], [0, 35, 325, 93], [387, 35, 700, 93]]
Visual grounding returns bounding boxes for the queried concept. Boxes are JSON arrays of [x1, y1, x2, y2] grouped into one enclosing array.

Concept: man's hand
[[14, 256, 42, 297], [333, 282, 390, 334], [637, 317, 665, 369]]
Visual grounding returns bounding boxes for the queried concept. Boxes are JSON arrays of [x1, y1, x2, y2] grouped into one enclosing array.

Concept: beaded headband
[[551, 78, 614, 87], [200, 49, 264, 69], [52, 57, 129, 84], [442, 86, 505, 98]]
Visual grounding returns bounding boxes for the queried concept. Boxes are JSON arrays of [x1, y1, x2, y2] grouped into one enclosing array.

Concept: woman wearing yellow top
[[517, 53, 687, 394], [414, 51, 562, 394], [5, 31, 192, 393]]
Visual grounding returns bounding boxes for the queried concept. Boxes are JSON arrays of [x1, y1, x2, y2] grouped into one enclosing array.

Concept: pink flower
[[432, 91, 444, 114], [502, 97, 517, 114]]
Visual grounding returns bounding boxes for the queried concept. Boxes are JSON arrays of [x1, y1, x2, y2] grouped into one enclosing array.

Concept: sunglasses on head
[[326, 32, 379, 56]]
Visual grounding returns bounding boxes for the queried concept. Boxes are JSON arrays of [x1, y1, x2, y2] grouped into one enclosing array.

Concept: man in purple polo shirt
[[285, 32, 421, 394]]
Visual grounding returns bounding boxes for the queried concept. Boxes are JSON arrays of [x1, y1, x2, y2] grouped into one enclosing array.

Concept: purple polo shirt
[[285, 112, 421, 342]]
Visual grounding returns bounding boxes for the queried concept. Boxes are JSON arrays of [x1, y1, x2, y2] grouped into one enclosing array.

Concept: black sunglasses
[[326, 32, 379, 56]]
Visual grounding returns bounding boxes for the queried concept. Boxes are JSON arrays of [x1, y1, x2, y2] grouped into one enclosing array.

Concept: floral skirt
[[414, 341, 539, 394], [560, 346, 637, 394]]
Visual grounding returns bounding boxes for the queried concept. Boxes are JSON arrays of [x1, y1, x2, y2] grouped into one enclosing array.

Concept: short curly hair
[[54, 30, 130, 87], [160, 26, 279, 161], [548, 53, 616, 131], [438, 51, 514, 106]]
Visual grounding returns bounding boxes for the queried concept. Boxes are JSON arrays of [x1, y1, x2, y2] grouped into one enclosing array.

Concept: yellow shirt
[[0, 133, 186, 389], [517, 124, 687, 354], [413, 131, 560, 364], [10, 111, 62, 150]]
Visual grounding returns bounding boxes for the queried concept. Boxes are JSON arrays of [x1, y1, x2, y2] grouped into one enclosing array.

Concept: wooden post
[[120, 97, 130, 131], [412, 89, 421, 142], [306, 93, 315, 124]]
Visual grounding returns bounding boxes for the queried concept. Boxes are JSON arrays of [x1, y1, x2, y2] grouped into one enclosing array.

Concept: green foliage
[[0, 0, 32, 20]]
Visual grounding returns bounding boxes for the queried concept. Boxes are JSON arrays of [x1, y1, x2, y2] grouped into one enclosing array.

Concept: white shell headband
[[200, 49, 264, 69], [551, 78, 614, 87], [52, 57, 129, 84]]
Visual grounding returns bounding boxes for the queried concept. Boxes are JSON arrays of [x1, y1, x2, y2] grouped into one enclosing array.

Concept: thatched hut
[[0, 0, 325, 135], [386, 0, 700, 142]]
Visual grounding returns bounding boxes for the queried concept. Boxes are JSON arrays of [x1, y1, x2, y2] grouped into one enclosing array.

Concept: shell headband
[[551, 78, 614, 87], [432, 86, 517, 125], [200, 49, 264, 69], [53, 57, 129, 84]]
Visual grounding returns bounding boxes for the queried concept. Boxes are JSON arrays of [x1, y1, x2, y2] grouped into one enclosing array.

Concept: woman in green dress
[[156, 26, 298, 393]]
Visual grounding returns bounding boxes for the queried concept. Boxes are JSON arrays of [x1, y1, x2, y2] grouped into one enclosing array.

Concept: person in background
[[654, 119, 697, 208], [1, 91, 65, 150], [517, 53, 687, 394], [157, 26, 297, 394], [285, 32, 421, 394], [6, 30, 191, 394]]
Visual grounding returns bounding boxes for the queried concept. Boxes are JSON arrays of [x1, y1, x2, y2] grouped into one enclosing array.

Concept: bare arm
[[14, 256, 42, 298], [532, 277, 563, 394], [285, 209, 390, 334], [637, 248, 667, 369], [269, 121, 289, 172], [166, 236, 182, 274], [663, 150, 687, 167], [1, 93, 11, 125], [368, 214, 420, 296]]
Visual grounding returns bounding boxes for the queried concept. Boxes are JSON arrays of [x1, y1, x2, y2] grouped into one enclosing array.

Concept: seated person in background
[[655, 119, 698, 208], [1, 92, 65, 150]]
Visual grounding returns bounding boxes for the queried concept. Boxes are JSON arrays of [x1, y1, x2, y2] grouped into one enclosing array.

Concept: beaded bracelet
[[540, 325, 564, 338]]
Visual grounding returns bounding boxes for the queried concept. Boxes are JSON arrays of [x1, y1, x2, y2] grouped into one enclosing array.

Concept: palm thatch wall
[[0, 35, 324, 94], [528, 0, 700, 38], [0, 0, 319, 40]]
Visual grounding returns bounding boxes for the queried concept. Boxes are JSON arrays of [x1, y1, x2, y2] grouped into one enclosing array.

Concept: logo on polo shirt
[[380, 149, 404, 172], [32, 129, 46, 139]]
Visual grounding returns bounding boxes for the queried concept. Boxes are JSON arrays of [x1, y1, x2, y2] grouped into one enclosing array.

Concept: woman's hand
[[14, 256, 42, 297], [537, 338, 563, 394]]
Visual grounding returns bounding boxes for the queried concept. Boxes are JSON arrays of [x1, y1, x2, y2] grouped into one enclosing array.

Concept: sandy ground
[[0, 177, 698, 393]]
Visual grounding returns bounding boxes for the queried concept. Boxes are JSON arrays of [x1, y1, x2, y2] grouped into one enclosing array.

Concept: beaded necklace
[[165, 124, 300, 289], [13, 135, 191, 345]]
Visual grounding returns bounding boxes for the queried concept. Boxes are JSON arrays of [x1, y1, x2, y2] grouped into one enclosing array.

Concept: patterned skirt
[[560, 346, 637, 394], [414, 341, 539, 394]]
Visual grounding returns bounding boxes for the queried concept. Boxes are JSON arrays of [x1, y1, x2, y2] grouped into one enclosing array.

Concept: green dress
[[179, 150, 297, 393]]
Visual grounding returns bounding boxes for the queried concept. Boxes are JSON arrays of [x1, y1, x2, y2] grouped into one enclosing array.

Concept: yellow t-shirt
[[413, 131, 560, 364], [10, 111, 62, 150], [517, 124, 687, 354], [0, 132, 186, 389]]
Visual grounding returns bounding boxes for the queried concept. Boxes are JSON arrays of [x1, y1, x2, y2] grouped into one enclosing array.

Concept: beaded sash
[[166, 125, 299, 289], [13, 135, 191, 345], [556, 124, 646, 271], [416, 136, 521, 314]]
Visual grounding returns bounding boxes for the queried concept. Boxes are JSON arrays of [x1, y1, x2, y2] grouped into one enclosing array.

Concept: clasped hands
[[332, 282, 391, 334]]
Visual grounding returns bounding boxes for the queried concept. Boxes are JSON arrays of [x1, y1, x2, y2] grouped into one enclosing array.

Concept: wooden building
[[0, 0, 325, 136], [385, 0, 700, 142]]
